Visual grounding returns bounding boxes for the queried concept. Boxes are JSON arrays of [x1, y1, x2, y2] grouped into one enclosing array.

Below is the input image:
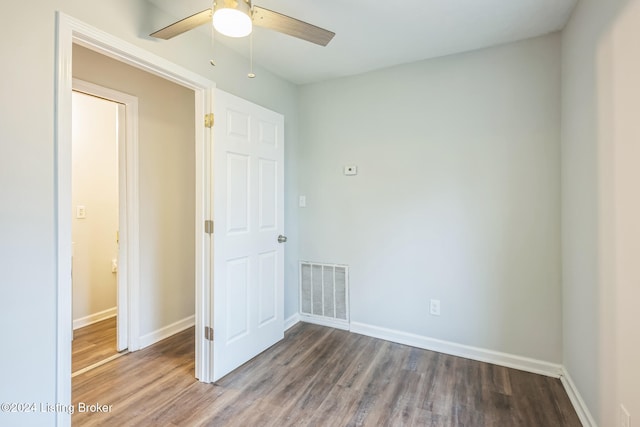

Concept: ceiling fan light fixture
[[213, 0, 253, 38]]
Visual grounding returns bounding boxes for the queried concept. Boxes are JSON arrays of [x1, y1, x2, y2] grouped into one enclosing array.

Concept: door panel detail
[[259, 159, 277, 231], [258, 120, 277, 148], [226, 257, 250, 342], [212, 89, 285, 381], [226, 153, 250, 235], [258, 251, 277, 326], [227, 109, 251, 142]]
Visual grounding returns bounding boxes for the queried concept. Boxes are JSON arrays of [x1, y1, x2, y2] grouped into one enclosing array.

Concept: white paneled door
[[212, 89, 285, 381]]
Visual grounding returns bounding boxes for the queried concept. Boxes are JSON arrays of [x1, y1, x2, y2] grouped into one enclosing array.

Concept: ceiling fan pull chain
[[209, 2, 217, 66], [248, 31, 256, 78]]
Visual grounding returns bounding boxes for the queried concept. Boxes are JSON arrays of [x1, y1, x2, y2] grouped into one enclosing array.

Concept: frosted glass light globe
[[213, 8, 252, 38]]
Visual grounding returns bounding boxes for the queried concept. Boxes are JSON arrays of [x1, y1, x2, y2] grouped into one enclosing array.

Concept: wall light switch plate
[[299, 195, 307, 208], [76, 205, 86, 219], [344, 165, 358, 176]]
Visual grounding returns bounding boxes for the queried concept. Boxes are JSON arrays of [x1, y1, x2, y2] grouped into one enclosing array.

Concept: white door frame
[[72, 79, 139, 352], [55, 12, 214, 427]]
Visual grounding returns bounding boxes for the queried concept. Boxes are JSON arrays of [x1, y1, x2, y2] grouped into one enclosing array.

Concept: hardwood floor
[[72, 323, 581, 426], [72, 317, 120, 373]]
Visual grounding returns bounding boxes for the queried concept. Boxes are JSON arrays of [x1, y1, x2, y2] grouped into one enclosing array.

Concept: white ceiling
[[146, 0, 578, 85]]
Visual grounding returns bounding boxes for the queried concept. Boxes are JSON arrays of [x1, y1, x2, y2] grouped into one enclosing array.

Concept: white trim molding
[[300, 314, 349, 331], [349, 321, 563, 378], [73, 307, 117, 330], [560, 367, 597, 427], [285, 313, 301, 331], [139, 315, 196, 349]]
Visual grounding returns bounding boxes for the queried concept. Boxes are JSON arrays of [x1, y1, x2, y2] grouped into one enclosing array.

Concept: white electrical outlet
[[620, 405, 630, 427], [76, 205, 86, 219], [299, 195, 307, 208], [429, 299, 441, 316]]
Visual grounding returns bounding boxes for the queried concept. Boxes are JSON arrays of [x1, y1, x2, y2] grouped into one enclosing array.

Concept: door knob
[[278, 235, 288, 243]]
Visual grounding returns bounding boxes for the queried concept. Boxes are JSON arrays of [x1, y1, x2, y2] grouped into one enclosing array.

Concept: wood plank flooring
[[72, 322, 581, 426], [72, 317, 119, 373]]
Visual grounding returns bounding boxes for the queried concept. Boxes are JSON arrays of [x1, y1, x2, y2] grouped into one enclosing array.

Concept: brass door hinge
[[205, 326, 214, 341], [204, 113, 214, 128], [205, 220, 214, 235]]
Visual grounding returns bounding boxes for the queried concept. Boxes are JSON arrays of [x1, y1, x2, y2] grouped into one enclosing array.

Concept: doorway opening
[[70, 84, 136, 376], [69, 42, 199, 370], [56, 13, 215, 426]]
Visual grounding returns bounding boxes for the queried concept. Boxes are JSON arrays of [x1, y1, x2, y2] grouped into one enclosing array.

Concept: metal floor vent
[[299, 261, 349, 330]]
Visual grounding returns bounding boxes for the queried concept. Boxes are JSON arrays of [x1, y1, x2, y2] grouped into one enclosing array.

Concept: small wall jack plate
[[344, 165, 358, 176]]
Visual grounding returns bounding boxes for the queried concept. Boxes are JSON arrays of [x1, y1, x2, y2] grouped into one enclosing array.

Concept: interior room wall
[[0, 2, 299, 424], [297, 33, 562, 364], [71, 91, 119, 326], [562, 0, 640, 424], [73, 44, 196, 339], [610, 3, 640, 424]]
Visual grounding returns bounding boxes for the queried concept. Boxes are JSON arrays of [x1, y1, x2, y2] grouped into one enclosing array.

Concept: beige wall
[[71, 91, 119, 324], [562, 0, 640, 424], [73, 44, 196, 339], [610, 4, 640, 423]]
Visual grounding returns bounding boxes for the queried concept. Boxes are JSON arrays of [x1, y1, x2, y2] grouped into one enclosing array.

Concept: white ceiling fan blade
[[150, 9, 213, 40], [252, 6, 335, 46]]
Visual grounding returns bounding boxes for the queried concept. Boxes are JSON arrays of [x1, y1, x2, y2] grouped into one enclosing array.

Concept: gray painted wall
[[561, 0, 609, 421], [297, 33, 562, 363]]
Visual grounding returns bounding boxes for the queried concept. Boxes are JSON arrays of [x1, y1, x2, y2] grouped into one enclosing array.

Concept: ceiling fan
[[150, 0, 335, 47]]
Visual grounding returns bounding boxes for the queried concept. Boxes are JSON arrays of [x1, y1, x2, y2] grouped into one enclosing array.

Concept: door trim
[[72, 78, 139, 353], [55, 12, 215, 427]]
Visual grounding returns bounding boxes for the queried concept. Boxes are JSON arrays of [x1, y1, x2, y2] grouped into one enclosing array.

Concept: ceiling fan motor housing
[[213, 0, 252, 14], [213, 0, 253, 37]]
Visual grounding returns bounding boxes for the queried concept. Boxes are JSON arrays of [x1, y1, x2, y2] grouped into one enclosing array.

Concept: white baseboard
[[285, 313, 301, 331], [349, 321, 563, 378], [73, 307, 117, 330], [300, 314, 350, 331], [139, 315, 195, 349], [560, 367, 597, 427]]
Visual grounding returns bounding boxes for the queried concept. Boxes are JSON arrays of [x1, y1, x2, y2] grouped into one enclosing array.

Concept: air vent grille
[[299, 261, 349, 329]]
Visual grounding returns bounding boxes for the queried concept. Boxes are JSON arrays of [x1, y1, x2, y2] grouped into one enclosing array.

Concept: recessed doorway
[[55, 14, 215, 426], [71, 87, 133, 375]]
